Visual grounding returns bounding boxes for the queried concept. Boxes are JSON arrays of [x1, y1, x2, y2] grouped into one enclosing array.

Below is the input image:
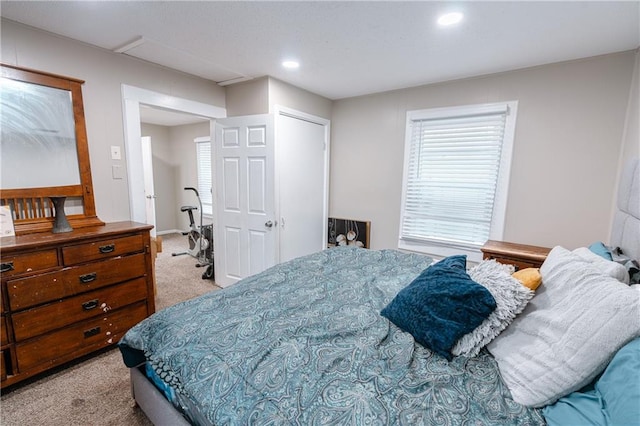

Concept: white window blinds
[[195, 138, 213, 215], [400, 102, 516, 255]]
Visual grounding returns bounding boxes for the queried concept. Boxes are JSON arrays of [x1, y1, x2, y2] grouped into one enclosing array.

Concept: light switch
[[112, 165, 124, 179], [110, 145, 121, 160]]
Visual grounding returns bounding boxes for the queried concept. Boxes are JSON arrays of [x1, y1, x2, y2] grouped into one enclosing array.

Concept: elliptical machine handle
[[184, 187, 200, 197]]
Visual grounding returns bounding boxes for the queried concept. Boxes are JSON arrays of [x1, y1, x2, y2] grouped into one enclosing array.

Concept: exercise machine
[[171, 187, 214, 280]]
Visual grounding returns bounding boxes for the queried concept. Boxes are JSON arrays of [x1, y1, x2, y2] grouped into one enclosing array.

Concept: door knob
[[265, 220, 273, 228], [146, 195, 157, 199]]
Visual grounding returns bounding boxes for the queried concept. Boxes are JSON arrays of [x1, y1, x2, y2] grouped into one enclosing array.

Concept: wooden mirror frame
[[0, 64, 104, 235]]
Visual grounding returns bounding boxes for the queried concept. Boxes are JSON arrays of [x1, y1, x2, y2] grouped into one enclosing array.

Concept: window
[[399, 101, 518, 262], [195, 137, 213, 216]]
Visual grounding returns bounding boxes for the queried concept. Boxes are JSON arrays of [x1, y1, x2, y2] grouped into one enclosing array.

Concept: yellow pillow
[[513, 268, 542, 291]]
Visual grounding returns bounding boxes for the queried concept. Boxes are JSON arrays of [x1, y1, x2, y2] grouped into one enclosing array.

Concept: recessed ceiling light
[[438, 12, 463, 26], [282, 60, 300, 69]]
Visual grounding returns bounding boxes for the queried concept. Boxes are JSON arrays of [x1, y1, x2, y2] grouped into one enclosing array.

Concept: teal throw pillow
[[380, 255, 496, 361]]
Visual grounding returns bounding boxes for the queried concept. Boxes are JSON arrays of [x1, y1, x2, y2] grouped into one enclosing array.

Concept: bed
[[119, 158, 640, 426]]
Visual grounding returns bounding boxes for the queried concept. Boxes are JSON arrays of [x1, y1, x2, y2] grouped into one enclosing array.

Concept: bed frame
[[130, 366, 190, 426], [128, 157, 640, 425]]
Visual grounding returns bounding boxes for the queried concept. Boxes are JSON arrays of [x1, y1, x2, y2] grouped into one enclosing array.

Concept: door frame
[[273, 105, 331, 259], [121, 84, 226, 225]]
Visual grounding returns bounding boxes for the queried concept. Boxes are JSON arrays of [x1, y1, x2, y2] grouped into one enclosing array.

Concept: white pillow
[[487, 246, 640, 407], [451, 260, 534, 357], [572, 247, 630, 284]]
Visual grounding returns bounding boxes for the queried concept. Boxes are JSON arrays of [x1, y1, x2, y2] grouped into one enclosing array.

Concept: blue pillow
[[595, 337, 640, 425], [543, 337, 640, 425], [588, 241, 613, 261], [380, 255, 496, 361]]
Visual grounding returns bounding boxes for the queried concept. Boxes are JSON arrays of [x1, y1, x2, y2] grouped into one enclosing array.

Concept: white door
[[214, 114, 276, 287], [141, 136, 157, 237], [277, 113, 329, 262]]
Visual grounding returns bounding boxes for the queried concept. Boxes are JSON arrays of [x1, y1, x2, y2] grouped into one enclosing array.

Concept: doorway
[[138, 106, 211, 236], [123, 86, 225, 286]]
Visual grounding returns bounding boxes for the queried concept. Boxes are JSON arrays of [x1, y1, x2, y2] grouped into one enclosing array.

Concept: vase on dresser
[[50, 196, 73, 233]]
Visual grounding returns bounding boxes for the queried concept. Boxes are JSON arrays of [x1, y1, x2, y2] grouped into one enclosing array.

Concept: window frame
[[398, 101, 518, 262], [194, 136, 213, 217]]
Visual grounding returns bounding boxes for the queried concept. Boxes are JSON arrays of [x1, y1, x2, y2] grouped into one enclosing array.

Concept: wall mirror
[[0, 64, 103, 235]]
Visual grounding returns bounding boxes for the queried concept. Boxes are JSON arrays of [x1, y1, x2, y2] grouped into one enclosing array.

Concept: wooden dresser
[[0, 221, 155, 388], [481, 240, 551, 270]]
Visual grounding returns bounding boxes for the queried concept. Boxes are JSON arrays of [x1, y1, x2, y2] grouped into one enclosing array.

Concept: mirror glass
[[1, 77, 81, 189]]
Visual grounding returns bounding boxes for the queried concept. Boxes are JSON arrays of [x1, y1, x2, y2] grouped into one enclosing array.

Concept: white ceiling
[[1, 1, 639, 102]]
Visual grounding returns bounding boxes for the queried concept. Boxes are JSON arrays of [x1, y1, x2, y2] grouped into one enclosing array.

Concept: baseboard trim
[[157, 229, 183, 236]]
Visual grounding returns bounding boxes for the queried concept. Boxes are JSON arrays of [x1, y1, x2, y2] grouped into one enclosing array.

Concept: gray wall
[[225, 76, 332, 119], [268, 77, 332, 119], [225, 77, 270, 117], [1, 20, 225, 223], [330, 51, 638, 250]]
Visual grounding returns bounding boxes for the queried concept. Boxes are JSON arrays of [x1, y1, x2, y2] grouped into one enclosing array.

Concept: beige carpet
[[0, 233, 220, 425]]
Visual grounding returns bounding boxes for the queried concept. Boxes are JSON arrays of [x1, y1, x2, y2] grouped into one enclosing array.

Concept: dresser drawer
[[0, 250, 58, 278], [1, 316, 8, 346], [489, 256, 539, 271], [62, 234, 145, 266], [7, 253, 147, 310], [12, 278, 148, 341], [15, 302, 147, 372]]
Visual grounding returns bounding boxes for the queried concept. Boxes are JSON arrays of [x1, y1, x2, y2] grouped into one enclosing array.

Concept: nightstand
[[481, 240, 551, 271]]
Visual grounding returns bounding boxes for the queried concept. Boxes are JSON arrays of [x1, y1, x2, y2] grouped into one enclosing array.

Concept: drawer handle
[[0, 262, 14, 273], [99, 244, 115, 254], [82, 299, 99, 311], [83, 327, 101, 338], [79, 272, 97, 284]]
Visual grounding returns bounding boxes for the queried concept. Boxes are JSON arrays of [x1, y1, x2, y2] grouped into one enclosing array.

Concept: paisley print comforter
[[119, 247, 544, 425]]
